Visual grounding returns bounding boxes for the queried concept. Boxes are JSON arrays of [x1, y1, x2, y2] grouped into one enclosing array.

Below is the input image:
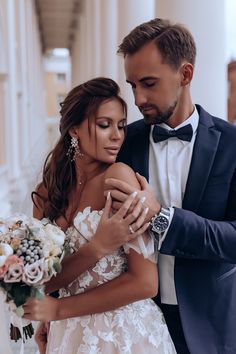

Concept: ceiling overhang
[[35, 0, 82, 52]]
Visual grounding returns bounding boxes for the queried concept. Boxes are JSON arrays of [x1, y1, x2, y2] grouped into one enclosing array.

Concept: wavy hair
[[118, 18, 196, 70], [32, 77, 127, 221]]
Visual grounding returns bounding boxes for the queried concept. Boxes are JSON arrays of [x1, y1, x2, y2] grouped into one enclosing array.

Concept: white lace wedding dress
[[46, 207, 176, 354]]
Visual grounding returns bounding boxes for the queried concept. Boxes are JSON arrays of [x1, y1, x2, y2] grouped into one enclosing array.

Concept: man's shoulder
[[197, 104, 236, 136], [211, 115, 236, 140], [127, 119, 146, 130], [126, 119, 149, 137]]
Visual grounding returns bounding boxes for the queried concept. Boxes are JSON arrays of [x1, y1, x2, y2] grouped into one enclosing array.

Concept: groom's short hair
[[117, 18, 196, 70]]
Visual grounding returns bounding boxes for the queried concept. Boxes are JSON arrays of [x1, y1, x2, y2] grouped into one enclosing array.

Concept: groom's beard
[[141, 101, 177, 125]]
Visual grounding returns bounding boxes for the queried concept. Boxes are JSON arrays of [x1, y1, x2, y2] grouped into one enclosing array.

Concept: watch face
[[152, 215, 169, 233]]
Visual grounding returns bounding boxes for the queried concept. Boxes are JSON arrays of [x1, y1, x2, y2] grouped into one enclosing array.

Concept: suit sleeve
[[161, 170, 236, 263]]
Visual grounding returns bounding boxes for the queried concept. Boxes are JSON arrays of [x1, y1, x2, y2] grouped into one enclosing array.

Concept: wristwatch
[[150, 207, 171, 234]]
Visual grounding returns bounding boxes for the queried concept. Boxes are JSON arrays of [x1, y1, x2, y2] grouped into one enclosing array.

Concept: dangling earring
[[66, 137, 84, 161]]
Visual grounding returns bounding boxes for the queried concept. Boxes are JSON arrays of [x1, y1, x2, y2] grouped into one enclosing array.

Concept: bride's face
[[77, 98, 126, 164]]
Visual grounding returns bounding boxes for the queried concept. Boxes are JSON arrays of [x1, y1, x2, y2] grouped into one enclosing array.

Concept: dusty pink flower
[[0, 264, 8, 278], [4, 262, 24, 282], [0, 255, 23, 279], [22, 260, 45, 285]]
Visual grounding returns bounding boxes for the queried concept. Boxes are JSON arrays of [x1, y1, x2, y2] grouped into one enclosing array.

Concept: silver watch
[[150, 207, 170, 234]]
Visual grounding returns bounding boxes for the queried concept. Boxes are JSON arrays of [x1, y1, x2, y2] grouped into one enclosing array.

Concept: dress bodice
[[60, 207, 155, 298], [47, 207, 176, 354]]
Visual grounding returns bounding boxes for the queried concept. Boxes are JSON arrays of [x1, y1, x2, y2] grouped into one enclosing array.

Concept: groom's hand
[[105, 172, 161, 221]]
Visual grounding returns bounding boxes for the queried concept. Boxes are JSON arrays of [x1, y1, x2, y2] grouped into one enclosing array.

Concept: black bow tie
[[152, 124, 193, 143]]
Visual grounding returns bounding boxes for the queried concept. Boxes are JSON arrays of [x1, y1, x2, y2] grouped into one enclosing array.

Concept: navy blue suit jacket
[[117, 105, 236, 354]]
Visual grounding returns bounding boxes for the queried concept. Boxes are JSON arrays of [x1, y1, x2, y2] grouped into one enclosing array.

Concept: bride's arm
[[33, 182, 146, 294], [24, 163, 158, 321], [23, 239, 158, 321], [44, 195, 149, 293], [41, 163, 150, 294]]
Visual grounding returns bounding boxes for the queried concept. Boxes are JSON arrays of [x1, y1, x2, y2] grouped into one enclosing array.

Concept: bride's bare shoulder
[[104, 162, 140, 188]]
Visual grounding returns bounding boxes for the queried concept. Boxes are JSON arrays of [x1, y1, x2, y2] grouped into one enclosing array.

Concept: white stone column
[[72, 0, 118, 85], [99, 0, 118, 80], [71, 0, 96, 85], [156, 0, 227, 119], [6, 0, 20, 177], [117, 0, 156, 122], [71, 0, 156, 111], [0, 74, 7, 166], [17, 0, 30, 167]]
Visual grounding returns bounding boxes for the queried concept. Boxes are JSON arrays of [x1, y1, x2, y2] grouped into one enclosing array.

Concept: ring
[[129, 225, 135, 234]]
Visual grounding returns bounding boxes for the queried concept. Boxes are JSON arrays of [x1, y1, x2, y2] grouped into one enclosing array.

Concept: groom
[[106, 18, 236, 354]]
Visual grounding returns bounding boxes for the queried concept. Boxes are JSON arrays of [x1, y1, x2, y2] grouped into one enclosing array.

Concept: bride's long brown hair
[[32, 77, 127, 221]]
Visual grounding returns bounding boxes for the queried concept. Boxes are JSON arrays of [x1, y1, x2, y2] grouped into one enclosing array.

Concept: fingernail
[[136, 172, 140, 176], [107, 191, 111, 200], [144, 207, 149, 214], [131, 191, 138, 198], [140, 196, 146, 203]]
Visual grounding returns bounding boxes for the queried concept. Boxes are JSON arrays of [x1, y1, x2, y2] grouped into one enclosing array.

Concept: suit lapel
[[183, 105, 221, 211], [130, 123, 150, 180]]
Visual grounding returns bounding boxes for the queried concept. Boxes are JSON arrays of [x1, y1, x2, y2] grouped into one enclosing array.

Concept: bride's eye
[[118, 121, 126, 130], [98, 123, 109, 129]]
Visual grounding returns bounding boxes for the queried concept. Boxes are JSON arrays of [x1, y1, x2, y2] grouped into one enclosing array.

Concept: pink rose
[[0, 255, 22, 279], [4, 262, 24, 282], [22, 260, 45, 285], [0, 265, 8, 278]]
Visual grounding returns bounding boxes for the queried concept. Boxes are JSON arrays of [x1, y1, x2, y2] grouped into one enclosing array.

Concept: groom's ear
[[180, 62, 194, 86]]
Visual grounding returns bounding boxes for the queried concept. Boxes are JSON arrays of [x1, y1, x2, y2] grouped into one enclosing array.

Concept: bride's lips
[[104, 147, 120, 155]]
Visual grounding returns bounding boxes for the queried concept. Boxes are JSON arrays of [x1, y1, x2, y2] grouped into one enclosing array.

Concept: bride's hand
[[35, 321, 49, 354], [23, 295, 59, 322], [91, 191, 150, 257]]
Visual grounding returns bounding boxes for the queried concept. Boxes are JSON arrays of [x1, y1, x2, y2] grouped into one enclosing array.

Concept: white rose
[[0, 243, 13, 267], [22, 259, 45, 285], [43, 224, 65, 246], [6, 213, 30, 226], [43, 240, 62, 258], [0, 222, 9, 234]]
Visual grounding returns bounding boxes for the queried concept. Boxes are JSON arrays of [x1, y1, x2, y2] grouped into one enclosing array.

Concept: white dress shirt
[[149, 107, 199, 304]]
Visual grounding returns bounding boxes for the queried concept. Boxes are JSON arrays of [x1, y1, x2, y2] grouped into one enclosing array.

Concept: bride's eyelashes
[[97, 121, 126, 130]]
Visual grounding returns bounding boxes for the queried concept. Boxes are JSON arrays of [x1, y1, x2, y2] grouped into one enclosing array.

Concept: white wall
[[156, 0, 227, 119]]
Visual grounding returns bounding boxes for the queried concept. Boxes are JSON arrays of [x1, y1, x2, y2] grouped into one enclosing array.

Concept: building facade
[[0, 0, 47, 217]]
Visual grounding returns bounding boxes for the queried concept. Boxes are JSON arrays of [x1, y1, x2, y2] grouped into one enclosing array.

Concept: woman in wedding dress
[[23, 77, 176, 354]]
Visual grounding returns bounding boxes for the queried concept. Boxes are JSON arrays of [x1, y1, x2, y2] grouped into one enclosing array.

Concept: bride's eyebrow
[[96, 116, 111, 120]]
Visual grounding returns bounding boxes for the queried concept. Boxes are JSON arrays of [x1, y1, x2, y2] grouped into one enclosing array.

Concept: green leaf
[[15, 305, 24, 317], [30, 286, 45, 300], [53, 259, 62, 274], [9, 282, 31, 307]]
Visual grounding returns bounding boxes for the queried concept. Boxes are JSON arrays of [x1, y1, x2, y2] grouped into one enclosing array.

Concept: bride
[[23, 77, 176, 354]]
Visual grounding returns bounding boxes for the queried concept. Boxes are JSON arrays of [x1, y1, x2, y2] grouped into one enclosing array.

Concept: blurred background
[[0, 1, 236, 353]]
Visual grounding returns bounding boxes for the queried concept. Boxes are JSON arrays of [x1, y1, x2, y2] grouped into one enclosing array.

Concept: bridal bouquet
[[0, 213, 65, 342]]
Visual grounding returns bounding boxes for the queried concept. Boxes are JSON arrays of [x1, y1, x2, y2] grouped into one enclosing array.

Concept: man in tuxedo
[[106, 18, 236, 354]]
